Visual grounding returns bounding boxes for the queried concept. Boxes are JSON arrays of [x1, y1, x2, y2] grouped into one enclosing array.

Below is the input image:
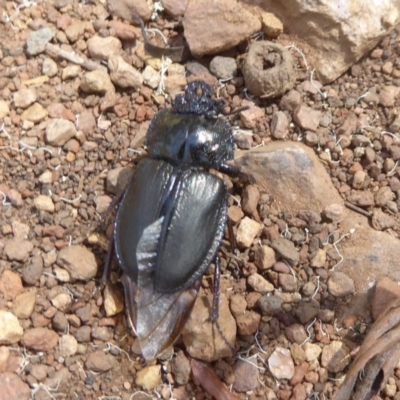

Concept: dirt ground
[[1, 1, 400, 400]]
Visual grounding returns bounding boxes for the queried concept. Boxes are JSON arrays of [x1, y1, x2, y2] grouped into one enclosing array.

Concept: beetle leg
[[218, 163, 256, 184], [100, 233, 115, 289], [211, 256, 237, 356]]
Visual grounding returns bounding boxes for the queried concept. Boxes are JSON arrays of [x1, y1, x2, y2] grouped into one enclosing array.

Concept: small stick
[[45, 43, 107, 71], [344, 201, 372, 218]]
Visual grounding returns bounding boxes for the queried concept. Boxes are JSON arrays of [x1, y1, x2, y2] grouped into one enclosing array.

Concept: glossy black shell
[[114, 81, 234, 294]]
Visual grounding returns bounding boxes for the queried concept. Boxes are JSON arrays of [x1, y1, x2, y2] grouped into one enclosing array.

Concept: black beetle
[[112, 81, 240, 360]]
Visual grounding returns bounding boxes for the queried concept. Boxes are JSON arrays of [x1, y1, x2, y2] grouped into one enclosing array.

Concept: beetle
[[112, 81, 241, 361]]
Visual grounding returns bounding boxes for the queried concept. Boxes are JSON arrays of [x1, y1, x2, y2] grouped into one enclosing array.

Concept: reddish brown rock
[[0, 372, 30, 400], [0, 270, 23, 301], [22, 328, 59, 351], [183, 0, 261, 56], [182, 294, 236, 362]]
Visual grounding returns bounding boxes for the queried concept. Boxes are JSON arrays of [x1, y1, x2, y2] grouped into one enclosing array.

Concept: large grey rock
[[234, 142, 343, 214], [234, 142, 400, 318]]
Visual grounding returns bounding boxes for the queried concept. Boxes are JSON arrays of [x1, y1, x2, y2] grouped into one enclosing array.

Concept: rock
[[227, 205, 244, 225], [53, 267, 70, 282], [161, 0, 188, 17], [261, 12, 284, 38], [106, 167, 134, 194], [107, 0, 152, 21], [182, 294, 236, 362], [12, 290, 36, 319], [285, 324, 308, 344], [209, 56, 237, 79], [62, 65, 81, 80], [59, 334, 78, 357], [352, 170, 366, 189], [251, 0, 400, 83], [236, 217, 261, 248], [268, 347, 295, 380], [45, 118, 77, 146], [0, 101, 10, 119], [328, 272, 355, 297], [242, 185, 260, 216], [26, 27, 56, 55], [42, 58, 58, 77], [108, 55, 143, 89], [142, 65, 160, 89], [375, 186, 393, 207], [87, 35, 122, 60], [243, 41, 296, 98], [310, 249, 326, 268], [279, 273, 297, 292], [0, 311, 23, 345], [271, 111, 289, 139], [233, 359, 259, 392], [44, 366, 71, 389], [21, 103, 48, 123], [322, 203, 344, 222], [292, 383, 307, 400], [229, 294, 247, 317], [75, 326, 91, 343], [0, 347, 20, 374], [270, 237, 299, 266], [321, 341, 350, 373], [22, 255, 43, 285], [85, 350, 116, 372], [235, 310, 261, 336], [11, 221, 30, 240], [0, 270, 23, 300], [170, 351, 190, 385], [257, 294, 283, 316], [34, 195, 55, 213], [247, 273, 274, 294], [57, 245, 98, 281], [280, 89, 302, 113], [0, 372, 30, 400], [290, 344, 306, 365], [293, 105, 321, 131], [234, 142, 344, 215], [303, 343, 322, 362], [77, 109, 96, 134], [51, 293, 72, 311], [233, 130, 254, 150], [372, 208, 396, 231], [22, 328, 59, 351], [103, 283, 125, 317], [183, 0, 261, 56], [53, 311, 69, 332], [135, 365, 162, 390], [295, 301, 319, 324], [4, 239, 32, 264], [13, 88, 37, 109], [255, 245, 276, 270], [164, 74, 187, 97], [347, 190, 374, 207], [240, 101, 265, 129], [80, 70, 114, 94], [29, 364, 47, 381], [65, 20, 90, 43], [372, 277, 400, 320]]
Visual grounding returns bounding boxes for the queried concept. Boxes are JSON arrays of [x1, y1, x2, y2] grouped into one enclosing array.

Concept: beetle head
[[173, 80, 225, 117], [145, 81, 234, 169]]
